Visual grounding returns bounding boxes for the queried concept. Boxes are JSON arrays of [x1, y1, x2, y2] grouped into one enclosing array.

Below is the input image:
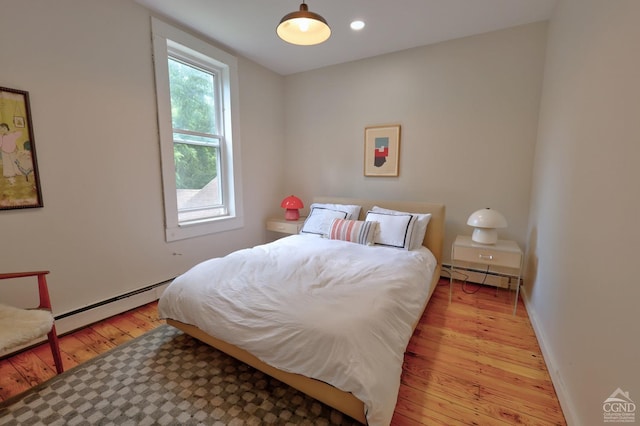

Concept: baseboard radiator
[[441, 263, 515, 289], [0, 279, 172, 358]]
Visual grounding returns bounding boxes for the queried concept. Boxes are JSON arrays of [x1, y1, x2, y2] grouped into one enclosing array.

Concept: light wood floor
[[0, 279, 566, 425]]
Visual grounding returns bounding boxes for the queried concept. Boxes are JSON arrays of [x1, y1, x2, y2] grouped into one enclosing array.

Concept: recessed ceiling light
[[350, 20, 365, 31]]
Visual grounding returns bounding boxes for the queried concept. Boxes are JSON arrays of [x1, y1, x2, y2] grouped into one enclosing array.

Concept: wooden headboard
[[312, 197, 446, 265]]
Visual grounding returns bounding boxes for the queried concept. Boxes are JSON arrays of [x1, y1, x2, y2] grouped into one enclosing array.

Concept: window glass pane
[[168, 58, 217, 135], [174, 142, 221, 211]]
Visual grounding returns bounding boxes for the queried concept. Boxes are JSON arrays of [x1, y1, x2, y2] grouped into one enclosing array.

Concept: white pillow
[[364, 211, 415, 250], [309, 203, 361, 220], [372, 206, 432, 250], [301, 207, 349, 235]]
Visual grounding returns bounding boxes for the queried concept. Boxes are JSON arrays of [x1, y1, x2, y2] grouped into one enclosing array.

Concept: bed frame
[[167, 197, 445, 424]]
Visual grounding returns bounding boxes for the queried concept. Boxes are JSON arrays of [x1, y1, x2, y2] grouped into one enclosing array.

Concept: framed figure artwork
[[364, 125, 401, 177], [0, 86, 43, 210]]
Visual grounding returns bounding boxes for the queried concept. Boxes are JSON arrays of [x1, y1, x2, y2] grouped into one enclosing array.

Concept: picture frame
[[0, 86, 43, 210], [364, 124, 401, 177]]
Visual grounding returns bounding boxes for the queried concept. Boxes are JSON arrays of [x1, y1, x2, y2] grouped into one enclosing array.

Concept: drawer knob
[[478, 254, 494, 260]]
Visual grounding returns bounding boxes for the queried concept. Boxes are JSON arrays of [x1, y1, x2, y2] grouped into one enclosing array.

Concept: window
[[151, 18, 243, 241], [169, 58, 224, 223]]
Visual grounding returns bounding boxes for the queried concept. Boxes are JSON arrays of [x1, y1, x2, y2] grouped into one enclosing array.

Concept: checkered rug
[[0, 325, 360, 425]]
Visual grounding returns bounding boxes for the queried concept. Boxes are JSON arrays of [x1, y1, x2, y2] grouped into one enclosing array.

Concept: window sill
[[165, 214, 244, 242]]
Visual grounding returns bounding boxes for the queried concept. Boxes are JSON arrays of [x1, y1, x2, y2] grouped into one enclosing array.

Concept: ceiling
[[136, 0, 558, 76]]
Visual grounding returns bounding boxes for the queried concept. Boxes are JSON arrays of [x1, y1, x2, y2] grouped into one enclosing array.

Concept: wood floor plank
[[391, 410, 436, 426], [401, 361, 481, 405], [132, 301, 163, 325], [88, 321, 135, 346], [398, 383, 511, 426], [72, 327, 118, 353], [30, 341, 78, 373], [405, 341, 481, 380], [478, 383, 565, 425], [57, 333, 101, 364], [6, 350, 56, 387], [393, 396, 469, 426], [0, 359, 31, 401], [111, 310, 157, 337]]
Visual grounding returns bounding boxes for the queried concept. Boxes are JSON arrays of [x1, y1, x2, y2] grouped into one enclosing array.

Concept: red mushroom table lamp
[[281, 195, 304, 220]]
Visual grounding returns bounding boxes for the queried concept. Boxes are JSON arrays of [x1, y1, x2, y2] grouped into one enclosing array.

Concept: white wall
[[0, 0, 285, 315], [283, 22, 548, 260], [526, 0, 640, 423]]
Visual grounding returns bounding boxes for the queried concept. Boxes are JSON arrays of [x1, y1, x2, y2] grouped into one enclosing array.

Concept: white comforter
[[158, 234, 437, 425]]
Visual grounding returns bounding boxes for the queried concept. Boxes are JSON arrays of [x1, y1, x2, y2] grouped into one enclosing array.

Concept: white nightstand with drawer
[[450, 235, 523, 315], [266, 217, 306, 235]]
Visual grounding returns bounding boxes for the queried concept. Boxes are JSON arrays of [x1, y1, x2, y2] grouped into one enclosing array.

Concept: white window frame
[[151, 18, 243, 241]]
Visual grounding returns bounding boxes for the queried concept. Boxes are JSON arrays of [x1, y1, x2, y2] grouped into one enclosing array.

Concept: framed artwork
[[364, 124, 401, 177], [0, 86, 43, 210]]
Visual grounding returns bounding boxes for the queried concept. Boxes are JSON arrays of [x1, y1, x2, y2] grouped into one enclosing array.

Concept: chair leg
[[47, 325, 64, 374]]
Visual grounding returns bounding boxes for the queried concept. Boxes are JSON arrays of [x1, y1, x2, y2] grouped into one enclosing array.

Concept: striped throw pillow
[[328, 219, 378, 245]]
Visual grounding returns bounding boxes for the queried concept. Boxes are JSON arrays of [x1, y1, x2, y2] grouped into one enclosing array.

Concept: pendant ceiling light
[[276, 1, 331, 46]]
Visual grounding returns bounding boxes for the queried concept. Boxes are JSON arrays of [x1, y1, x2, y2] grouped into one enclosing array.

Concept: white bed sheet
[[159, 234, 437, 425]]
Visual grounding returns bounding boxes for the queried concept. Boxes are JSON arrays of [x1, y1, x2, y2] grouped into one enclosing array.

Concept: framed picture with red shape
[[0, 86, 43, 210], [364, 124, 400, 177]]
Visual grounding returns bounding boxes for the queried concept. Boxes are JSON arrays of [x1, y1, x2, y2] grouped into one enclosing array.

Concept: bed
[[159, 197, 445, 425]]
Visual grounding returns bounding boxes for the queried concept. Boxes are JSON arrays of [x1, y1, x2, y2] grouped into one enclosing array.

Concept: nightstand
[[450, 235, 523, 315], [266, 217, 306, 235]]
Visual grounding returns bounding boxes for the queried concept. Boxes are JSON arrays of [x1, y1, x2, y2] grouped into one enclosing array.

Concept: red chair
[[0, 271, 64, 374]]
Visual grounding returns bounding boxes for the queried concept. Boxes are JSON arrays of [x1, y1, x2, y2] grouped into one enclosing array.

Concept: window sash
[[167, 55, 225, 222]]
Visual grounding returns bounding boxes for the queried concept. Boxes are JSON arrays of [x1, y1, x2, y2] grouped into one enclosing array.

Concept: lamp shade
[[276, 2, 331, 46], [281, 195, 304, 220], [467, 208, 507, 244]]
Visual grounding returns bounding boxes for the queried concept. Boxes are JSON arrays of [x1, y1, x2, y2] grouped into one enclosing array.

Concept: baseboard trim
[[521, 290, 577, 425]]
